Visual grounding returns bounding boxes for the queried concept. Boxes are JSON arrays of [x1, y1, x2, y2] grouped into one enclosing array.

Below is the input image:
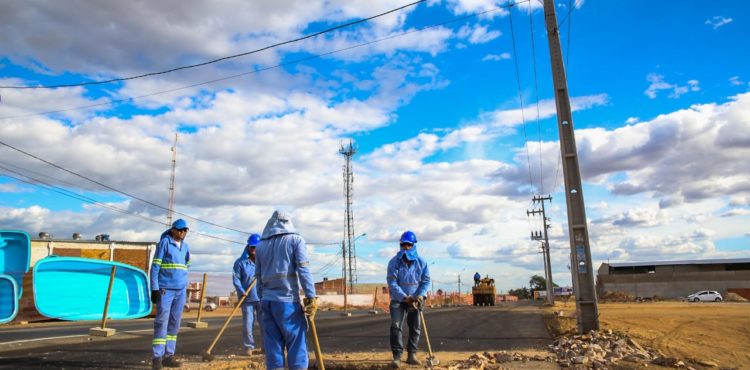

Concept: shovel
[[201, 278, 256, 362], [413, 301, 438, 368]]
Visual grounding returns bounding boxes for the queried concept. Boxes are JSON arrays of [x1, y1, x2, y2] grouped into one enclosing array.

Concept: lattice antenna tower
[[339, 139, 357, 293], [166, 133, 178, 226]]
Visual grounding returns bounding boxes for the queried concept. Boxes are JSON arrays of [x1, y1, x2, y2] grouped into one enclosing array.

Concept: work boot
[[406, 352, 421, 365], [390, 352, 401, 369], [161, 356, 182, 368], [152, 358, 163, 370]]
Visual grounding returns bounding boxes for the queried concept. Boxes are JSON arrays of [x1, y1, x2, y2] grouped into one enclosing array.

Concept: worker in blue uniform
[[254, 210, 318, 370], [474, 272, 481, 286], [387, 230, 431, 369], [150, 219, 191, 369], [233, 233, 262, 355]]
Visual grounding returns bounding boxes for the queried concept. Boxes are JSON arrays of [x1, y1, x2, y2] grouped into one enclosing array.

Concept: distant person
[[150, 219, 191, 369], [386, 230, 431, 368], [474, 272, 481, 286], [233, 233, 262, 355], [254, 211, 318, 370]]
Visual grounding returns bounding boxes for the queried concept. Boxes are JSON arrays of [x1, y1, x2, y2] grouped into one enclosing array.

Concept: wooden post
[[369, 287, 379, 314], [89, 266, 117, 336], [188, 273, 209, 328]]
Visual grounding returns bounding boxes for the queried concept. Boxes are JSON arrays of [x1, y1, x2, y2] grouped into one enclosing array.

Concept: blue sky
[[1, 0, 749, 296]]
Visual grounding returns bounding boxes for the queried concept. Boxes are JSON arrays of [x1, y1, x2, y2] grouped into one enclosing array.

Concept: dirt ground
[[174, 350, 557, 370], [549, 301, 750, 369]]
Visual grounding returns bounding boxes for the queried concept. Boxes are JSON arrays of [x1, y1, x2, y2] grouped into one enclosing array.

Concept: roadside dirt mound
[[598, 291, 635, 302], [725, 292, 748, 302]]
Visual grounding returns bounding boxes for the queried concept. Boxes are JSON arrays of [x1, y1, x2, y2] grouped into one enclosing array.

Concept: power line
[[0, 139, 250, 235], [528, 1, 544, 195], [0, 165, 243, 245], [507, 3, 535, 193], [0, 1, 528, 121], [0, 1, 427, 90]]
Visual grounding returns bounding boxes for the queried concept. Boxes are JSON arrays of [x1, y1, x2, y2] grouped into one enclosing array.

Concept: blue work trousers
[[260, 301, 308, 370], [389, 300, 422, 355], [152, 288, 186, 358], [242, 301, 261, 349]]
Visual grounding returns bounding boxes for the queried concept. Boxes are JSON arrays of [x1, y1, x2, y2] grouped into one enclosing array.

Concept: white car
[[687, 290, 723, 302]]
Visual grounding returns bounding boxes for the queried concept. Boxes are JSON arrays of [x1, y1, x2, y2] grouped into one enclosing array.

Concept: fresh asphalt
[[0, 303, 552, 369]]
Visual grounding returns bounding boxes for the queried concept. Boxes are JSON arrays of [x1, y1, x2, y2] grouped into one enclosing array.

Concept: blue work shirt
[[233, 254, 259, 303], [254, 211, 316, 303], [387, 254, 430, 302], [150, 231, 190, 290]]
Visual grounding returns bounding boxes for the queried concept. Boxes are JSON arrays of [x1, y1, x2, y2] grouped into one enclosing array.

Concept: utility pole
[[543, 0, 599, 332], [457, 274, 461, 304], [527, 195, 554, 305], [342, 240, 348, 313], [339, 139, 357, 295], [166, 133, 178, 226]]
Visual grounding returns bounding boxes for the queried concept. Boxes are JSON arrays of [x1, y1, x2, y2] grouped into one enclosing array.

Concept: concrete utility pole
[[527, 195, 554, 305], [543, 0, 599, 332], [339, 139, 358, 295], [166, 133, 178, 226], [342, 240, 348, 313]]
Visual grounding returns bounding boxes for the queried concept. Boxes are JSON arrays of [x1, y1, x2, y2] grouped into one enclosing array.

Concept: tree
[[529, 275, 547, 291], [529, 274, 559, 291]]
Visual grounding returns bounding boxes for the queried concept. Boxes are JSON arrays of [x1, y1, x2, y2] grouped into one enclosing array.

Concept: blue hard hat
[[246, 233, 261, 247], [172, 219, 189, 230], [399, 230, 417, 244]]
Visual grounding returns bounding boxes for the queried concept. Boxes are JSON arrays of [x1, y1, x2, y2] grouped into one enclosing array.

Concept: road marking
[[0, 329, 153, 346], [0, 334, 87, 345]]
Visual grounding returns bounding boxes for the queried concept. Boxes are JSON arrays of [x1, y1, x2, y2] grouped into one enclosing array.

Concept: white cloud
[[625, 117, 639, 124], [457, 24, 502, 44], [482, 53, 511, 61], [720, 209, 750, 217], [705, 16, 733, 30], [644, 74, 700, 99], [482, 93, 608, 128], [729, 76, 744, 86]]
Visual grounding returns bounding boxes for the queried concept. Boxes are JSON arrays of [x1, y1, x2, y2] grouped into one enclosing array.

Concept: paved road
[[0, 303, 552, 369]]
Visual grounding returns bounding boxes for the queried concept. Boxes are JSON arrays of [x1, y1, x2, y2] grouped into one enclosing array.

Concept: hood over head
[[261, 210, 297, 239]]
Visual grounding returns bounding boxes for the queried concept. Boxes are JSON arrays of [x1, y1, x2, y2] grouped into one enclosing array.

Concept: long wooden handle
[[308, 315, 325, 370], [206, 278, 256, 354], [419, 309, 434, 356]]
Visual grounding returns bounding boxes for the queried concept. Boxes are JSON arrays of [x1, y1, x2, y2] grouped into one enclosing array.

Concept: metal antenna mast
[[339, 139, 357, 294], [543, 0, 599, 332], [166, 133, 178, 226]]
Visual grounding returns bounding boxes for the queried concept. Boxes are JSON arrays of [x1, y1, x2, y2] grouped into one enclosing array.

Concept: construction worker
[[254, 210, 318, 370], [233, 233, 262, 355], [387, 230, 431, 368], [474, 272, 481, 286], [150, 219, 191, 369]]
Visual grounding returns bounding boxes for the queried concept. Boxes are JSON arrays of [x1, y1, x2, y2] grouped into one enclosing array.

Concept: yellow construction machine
[[472, 277, 496, 306]]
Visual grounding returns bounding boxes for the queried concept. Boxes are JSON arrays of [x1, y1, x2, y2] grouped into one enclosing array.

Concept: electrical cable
[[0, 165, 244, 245], [507, 3, 535, 193], [528, 2, 544, 195], [0, 1, 427, 90], [0, 139, 249, 234], [0, 0, 528, 121]]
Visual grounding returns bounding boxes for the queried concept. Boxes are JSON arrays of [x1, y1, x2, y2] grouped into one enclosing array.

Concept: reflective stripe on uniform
[[160, 263, 187, 270], [152, 259, 162, 266], [153, 338, 167, 345], [166, 335, 177, 342], [264, 272, 297, 281]]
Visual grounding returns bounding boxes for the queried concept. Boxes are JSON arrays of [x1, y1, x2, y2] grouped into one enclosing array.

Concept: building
[[597, 258, 750, 299], [14, 232, 155, 323]]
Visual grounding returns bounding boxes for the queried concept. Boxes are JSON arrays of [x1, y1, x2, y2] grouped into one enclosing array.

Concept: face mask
[[399, 245, 418, 261]]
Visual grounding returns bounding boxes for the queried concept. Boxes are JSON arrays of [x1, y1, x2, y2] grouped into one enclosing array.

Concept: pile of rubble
[[446, 351, 555, 370], [550, 329, 714, 369]]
